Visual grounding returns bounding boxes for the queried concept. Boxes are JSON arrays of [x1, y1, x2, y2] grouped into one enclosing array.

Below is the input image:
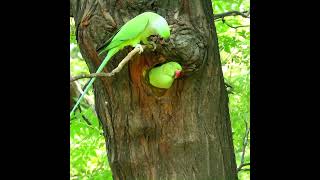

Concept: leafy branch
[[237, 118, 250, 172], [70, 45, 146, 82]]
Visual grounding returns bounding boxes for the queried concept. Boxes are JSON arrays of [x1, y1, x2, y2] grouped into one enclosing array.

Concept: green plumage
[[70, 12, 170, 116], [149, 62, 182, 89], [99, 11, 170, 55]]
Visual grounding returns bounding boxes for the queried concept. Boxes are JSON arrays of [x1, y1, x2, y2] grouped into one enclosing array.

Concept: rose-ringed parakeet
[[70, 12, 170, 116], [149, 62, 182, 89]]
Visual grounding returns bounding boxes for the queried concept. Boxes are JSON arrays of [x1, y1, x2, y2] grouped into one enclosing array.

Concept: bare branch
[[214, 10, 250, 20], [239, 168, 250, 172], [241, 121, 250, 165], [78, 106, 92, 126], [70, 73, 111, 82], [237, 162, 250, 172], [213, 10, 250, 29], [70, 45, 146, 82], [222, 18, 250, 29], [237, 119, 250, 173]]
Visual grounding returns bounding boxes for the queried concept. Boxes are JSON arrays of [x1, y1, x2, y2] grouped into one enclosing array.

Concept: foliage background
[[70, 0, 250, 179]]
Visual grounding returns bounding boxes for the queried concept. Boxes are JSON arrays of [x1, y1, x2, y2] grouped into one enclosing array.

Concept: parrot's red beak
[[175, 70, 182, 78]]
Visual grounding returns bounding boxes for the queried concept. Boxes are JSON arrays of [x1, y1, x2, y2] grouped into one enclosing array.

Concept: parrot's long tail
[[70, 48, 119, 117]]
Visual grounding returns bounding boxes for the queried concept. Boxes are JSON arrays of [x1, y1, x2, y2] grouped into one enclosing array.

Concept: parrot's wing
[[96, 28, 121, 52], [105, 17, 149, 50]]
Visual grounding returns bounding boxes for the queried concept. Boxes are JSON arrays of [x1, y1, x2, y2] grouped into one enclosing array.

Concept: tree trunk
[[71, 0, 238, 179]]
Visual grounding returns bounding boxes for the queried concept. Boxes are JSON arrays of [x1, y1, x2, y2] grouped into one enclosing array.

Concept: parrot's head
[[163, 61, 182, 79], [148, 61, 182, 89], [153, 16, 171, 39], [158, 25, 170, 40]]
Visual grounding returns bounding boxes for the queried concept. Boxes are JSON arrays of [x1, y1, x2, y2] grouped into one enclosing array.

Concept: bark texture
[[71, 0, 238, 179]]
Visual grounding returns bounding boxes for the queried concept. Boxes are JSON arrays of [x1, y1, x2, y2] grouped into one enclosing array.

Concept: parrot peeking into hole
[[148, 61, 182, 89], [70, 12, 171, 116]]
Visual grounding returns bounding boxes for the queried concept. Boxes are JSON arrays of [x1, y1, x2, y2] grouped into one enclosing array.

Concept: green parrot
[[148, 62, 182, 89], [70, 12, 170, 116]]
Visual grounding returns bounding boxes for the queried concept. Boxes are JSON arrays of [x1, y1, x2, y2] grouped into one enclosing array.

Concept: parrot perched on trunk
[[148, 61, 182, 89], [70, 12, 170, 116]]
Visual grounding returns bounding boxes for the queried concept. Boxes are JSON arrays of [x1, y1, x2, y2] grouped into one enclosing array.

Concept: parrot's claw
[[135, 44, 144, 54]]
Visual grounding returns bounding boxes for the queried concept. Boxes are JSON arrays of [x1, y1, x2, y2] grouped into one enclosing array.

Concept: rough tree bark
[[70, 0, 238, 179]]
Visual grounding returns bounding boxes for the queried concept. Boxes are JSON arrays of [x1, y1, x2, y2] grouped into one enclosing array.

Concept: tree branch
[[213, 10, 250, 29], [237, 163, 250, 172], [222, 18, 250, 29], [239, 168, 250, 172], [70, 45, 146, 82], [78, 106, 92, 126], [214, 10, 250, 20], [237, 119, 250, 173]]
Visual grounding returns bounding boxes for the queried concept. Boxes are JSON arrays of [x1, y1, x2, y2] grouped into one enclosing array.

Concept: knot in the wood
[[161, 22, 207, 76]]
